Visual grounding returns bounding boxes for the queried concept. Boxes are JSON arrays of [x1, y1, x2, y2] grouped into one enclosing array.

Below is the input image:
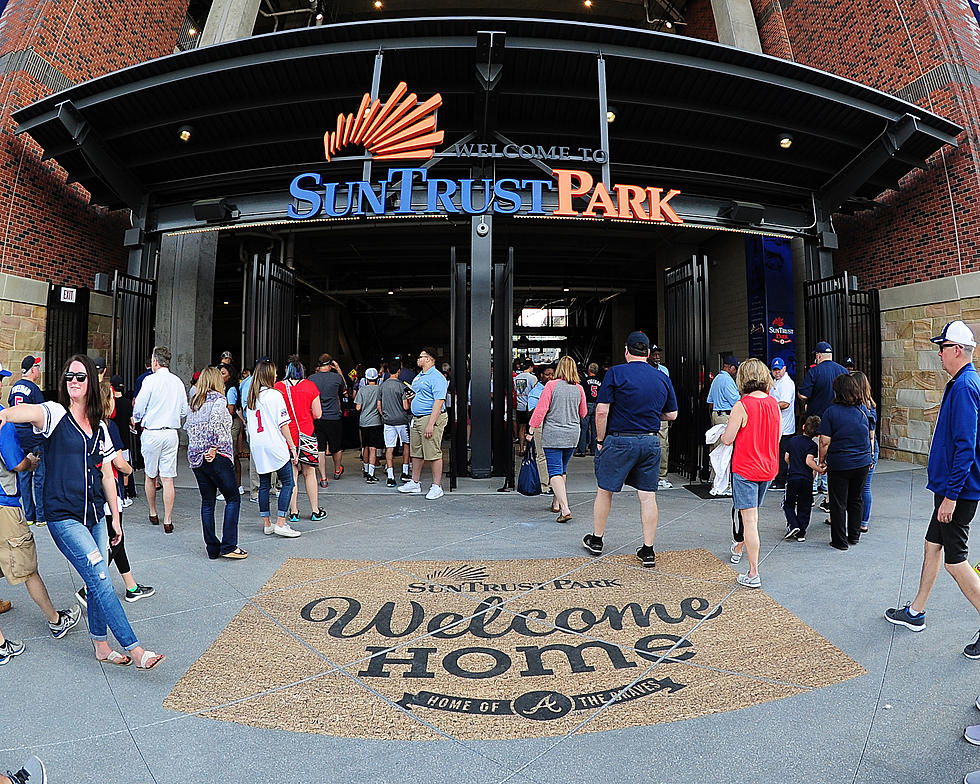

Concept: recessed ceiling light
[[665, 20, 673, 29], [223, 301, 229, 305], [778, 133, 794, 149], [177, 125, 193, 142], [563, 287, 570, 292], [374, 0, 382, 7], [584, 0, 593, 7], [387, 290, 394, 295]]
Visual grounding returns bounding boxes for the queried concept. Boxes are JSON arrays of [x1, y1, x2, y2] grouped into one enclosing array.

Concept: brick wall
[[0, 1, 187, 289], [683, 0, 719, 42]]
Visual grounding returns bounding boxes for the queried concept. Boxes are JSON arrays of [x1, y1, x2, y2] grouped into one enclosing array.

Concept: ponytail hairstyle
[[100, 379, 115, 419], [284, 354, 305, 381]]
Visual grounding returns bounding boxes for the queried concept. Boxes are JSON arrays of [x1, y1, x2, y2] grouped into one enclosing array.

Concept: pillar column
[[200, 0, 263, 46], [156, 232, 217, 384], [470, 215, 493, 479], [709, 0, 763, 53]]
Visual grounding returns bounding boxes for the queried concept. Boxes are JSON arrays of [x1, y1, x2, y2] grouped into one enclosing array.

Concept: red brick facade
[[683, 0, 719, 43], [0, 0, 187, 289], [697, 0, 980, 290]]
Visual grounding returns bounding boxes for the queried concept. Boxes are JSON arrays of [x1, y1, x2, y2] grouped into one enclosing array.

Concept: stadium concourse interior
[[207, 217, 739, 372]]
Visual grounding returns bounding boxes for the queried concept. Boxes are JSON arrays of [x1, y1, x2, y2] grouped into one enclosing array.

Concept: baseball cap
[[845, 357, 855, 367], [626, 331, 651, 355], [771, 357, 785, 370], [21, 355, 40, 373], [650, 344, 661, 352], [365, 367, 379, 380], [0, 363, 10, 379], [815, 341, 833, 353], [931, 320, 977, 348], [724, 355, 739, 367], [110, 374, 124, 392], [92, 356, 107, 371]]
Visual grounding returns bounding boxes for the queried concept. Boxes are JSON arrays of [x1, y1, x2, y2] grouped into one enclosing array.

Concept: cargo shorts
[[0, 505, 38, 585]]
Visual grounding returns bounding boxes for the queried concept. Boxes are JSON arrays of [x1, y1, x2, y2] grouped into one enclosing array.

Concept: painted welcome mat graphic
[[164, 551, 865, 740]]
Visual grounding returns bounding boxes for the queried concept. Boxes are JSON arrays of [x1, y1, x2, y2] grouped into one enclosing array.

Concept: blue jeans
[[732, 472, 771, 511], [259, 461, 295, 519], [578, 409, 597, 454], [544, 447, 575, 478], [193, 455, 241, 557], [861, 441, 879, 526], [17, 447, 44, 523], [47, 517, 139, 650]]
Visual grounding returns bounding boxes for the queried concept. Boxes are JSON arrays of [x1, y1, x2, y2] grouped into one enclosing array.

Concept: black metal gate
[[493, 247, 515, 485], [111, 272, 156, 389], [243, 252, 296, 369], [44, 284, 90, 399], [804, 273, 882, 409], [664, 253, 710, 483], [449, 247, 468, 489]]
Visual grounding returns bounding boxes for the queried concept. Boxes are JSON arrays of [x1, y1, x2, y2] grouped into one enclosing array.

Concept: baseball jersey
[[245, 387, 292, 474]]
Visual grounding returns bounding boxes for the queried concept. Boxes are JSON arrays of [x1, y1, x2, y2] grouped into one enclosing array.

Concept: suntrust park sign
[[165, 553, 865, 740], [287, 167, 683, 222]]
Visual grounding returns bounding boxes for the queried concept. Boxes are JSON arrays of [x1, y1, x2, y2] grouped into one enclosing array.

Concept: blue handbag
[[518, 439, 542, 496]]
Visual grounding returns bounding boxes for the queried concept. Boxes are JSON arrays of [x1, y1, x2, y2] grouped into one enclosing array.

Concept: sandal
[[221, 548, 248, 559], [97, 650, 133, 667], [333, 466, 344, 480], [550, 503, 560, 513], [556, 513, 573, 524], [148, 514, 159, 525], [135, 650, 165, 670]]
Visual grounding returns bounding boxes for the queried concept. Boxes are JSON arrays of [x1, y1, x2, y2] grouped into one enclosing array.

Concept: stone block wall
[[0, 298, 46, 387], [879, 298, 976, 465]]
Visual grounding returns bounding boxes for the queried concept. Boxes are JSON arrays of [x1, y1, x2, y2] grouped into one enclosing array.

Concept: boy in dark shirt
[[783, 415, 825, 541]]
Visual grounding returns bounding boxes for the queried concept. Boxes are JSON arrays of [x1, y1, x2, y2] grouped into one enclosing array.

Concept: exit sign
[[59, 287, 76, 303]]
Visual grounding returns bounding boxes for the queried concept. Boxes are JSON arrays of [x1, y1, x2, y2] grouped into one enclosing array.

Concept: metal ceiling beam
[[52, 100, 145, 210], [818, 114, 941, 215]]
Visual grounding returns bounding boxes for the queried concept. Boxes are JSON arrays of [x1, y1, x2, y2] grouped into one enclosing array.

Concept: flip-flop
[[556, 513, 573, 524], [221, 548, 248, 559], [97, 650, 132, 666], [163, 521, 174, 534], [136, 650, 165, 670], [148, 515, 159, 525]]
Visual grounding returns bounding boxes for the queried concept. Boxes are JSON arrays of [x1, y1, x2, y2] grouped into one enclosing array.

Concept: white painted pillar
[[709, 0, 763, 53], [199, 0, 263, 46]]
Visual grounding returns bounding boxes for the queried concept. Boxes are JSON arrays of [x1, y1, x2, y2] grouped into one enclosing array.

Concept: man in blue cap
[[798, 341, 848, 419], [769, 357, 796, 489], [584, 331, 677, 568]]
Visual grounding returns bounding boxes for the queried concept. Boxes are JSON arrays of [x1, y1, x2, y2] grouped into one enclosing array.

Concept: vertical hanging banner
[[745, 237, 796, 376]]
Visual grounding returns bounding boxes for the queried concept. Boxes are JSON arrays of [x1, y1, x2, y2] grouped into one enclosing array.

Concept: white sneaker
[[121, 497, 134, 508], [736, 572, 762, 589], [658, 478, 673, 490], [398, 480, 422, 494], [238, 485, 245, 495], [272, 522, 301, 538], [216, 492, 225, 501], [425, 485, 445, 500], [263, 524, 275, 535]]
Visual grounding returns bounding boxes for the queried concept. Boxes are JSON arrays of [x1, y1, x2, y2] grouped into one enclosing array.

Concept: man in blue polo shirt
[[798, 341, 848, 418], [398, 347, 448, 500], [706, 355, 740, 492], [885, 321, 980, 658], [584, 331, 677, 568]]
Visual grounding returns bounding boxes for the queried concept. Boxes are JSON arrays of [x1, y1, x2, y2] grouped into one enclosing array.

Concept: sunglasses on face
[[64, 372, 88, 382], [939, 343, 961, 353]]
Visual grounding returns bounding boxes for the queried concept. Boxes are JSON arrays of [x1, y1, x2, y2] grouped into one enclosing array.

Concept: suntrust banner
[[287, 167, 683, 223]]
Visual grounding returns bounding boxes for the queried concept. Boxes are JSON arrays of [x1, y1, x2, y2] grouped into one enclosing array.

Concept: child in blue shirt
[[783, 416, 825, 541]]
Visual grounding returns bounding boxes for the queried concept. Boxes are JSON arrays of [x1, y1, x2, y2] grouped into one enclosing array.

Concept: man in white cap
[[769, 357, 796, 489], [355, 367, 384, 483], [885, 321, 980, 659]]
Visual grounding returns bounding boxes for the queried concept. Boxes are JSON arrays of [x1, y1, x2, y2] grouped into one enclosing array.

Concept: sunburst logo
[[425, 564, 491, 582], [324, 81, 443, 163]]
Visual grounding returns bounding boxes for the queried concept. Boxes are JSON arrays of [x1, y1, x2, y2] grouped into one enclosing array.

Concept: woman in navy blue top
[[817, 373, 874, 551], [0, 355, 165, 669]]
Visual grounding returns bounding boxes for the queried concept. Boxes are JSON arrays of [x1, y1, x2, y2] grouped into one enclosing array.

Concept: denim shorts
[[594, 433, 661, 492], [732, 471, 770, 510], [544, 447, 575, 478]]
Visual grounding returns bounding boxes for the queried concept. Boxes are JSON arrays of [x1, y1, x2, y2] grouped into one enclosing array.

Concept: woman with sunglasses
[[0, 355, 164, 669]]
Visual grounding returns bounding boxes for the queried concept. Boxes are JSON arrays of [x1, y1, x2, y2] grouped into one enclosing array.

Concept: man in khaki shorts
[[0, 404, 80, 663], [133, 346, 188, 534], [398, 347, 448, 500]]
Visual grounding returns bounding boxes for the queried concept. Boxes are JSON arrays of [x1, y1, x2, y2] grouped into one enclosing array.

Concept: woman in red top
[[720, 358, 780, 589], [275, 356, 326, 523]]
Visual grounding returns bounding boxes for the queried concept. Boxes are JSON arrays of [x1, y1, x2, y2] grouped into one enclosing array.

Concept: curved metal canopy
[[13, 15, 961, 215]]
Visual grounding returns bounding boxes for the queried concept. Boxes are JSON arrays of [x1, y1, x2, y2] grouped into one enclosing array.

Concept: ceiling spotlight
[[584, 0, 593, 7], [315, 12, 323, 21], [177, 125, 193, 142], [606, 106, 617, 123], [387, 289, 394, 295], [665, 20, 672, 29], [223, 301, 230, 305], [563, 286, 570, 292], [778, 133, 794, 149], [187, 26, 197, 36], [374, 0, 382, 7]]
